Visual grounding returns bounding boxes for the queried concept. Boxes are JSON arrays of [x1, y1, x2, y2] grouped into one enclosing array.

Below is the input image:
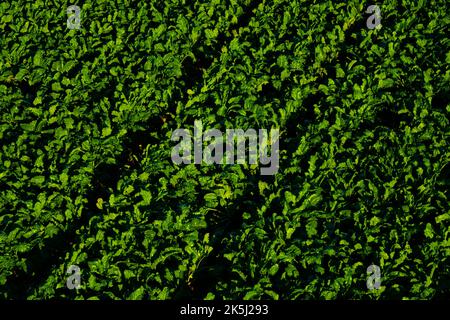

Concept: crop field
[[0, 0, 449, 300]]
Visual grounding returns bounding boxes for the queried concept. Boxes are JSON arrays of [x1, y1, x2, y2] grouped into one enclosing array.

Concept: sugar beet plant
[[0, 0, 449, 299]]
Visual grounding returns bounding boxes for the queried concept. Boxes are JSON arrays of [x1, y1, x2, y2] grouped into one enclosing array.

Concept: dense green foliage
[[0, 0, 449, 299]]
